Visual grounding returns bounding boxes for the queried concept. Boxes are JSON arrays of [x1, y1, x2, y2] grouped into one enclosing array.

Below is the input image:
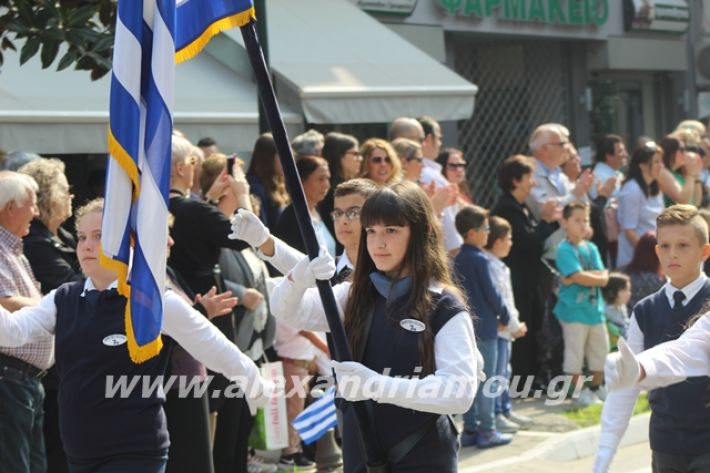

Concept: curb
[[460, 413, 650, 472]]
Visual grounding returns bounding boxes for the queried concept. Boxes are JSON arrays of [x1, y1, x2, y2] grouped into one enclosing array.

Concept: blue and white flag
[[292, 387, 338, 445], [102, 0, 176, 363]]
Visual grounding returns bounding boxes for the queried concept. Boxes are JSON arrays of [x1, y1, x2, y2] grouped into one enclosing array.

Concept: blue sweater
[[454, 244, 510, 340], [633, 281, 710, 455]]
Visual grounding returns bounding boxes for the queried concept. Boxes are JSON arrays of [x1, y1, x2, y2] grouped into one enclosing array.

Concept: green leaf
[[15, 1, 36, 25], [56, 48, 77, 70], [67, 5, 96, 27], [90, 65, 110, 81], [1, 37, 17, 51], [40, 38, 59, 67], [19, 36, 40, 64]]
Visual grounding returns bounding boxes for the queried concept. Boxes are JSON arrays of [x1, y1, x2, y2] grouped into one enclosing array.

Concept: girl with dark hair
[[246, 133, 290, 228], [274, 156, 336, 257], [319, 132, 361, 245], [658, 136, 702, 207], [269, 181, 477, 473], [617, 142, 664, 267], [436, 148, 473, 205], [620, 231, 665, 310]]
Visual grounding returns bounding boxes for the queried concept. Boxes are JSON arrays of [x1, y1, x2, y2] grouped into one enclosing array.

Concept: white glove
[[331, 360, 382, 402], [289, 247, 335, 288], [476, 349, 487, 383], [229, 208, 270, 247], [593, 446, 616, 473], [605, 337, 641, 391], [245, 378, 280, 416]]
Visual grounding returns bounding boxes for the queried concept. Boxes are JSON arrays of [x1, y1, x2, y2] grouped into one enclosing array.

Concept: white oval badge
[[103, 334, 127, 347], [400, 319, 426, 333]]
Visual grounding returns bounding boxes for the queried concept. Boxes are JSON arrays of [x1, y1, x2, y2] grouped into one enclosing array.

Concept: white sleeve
[[372, 311, 478, 415], [598, 314, 645, 452], [269, 277, 350, 332], [0, 290, 57, 346], [161, 291, 262, 392], [637, 314, 710, 389], [256, 237, 305, 276]]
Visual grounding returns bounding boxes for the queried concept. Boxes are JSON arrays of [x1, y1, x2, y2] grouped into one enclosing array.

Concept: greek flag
[[175, 0, 255, 63], [292, 387, 338, 445], [102, 0, 176, 363]]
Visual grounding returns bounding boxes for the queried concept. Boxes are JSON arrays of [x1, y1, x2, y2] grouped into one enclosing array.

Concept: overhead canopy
[[0, 47, 301, 154], [223, 0, 478, 124]]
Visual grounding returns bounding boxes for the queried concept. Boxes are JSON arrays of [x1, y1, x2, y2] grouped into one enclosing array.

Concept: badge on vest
[[103, 334, 127, 347], [400, 319, 425, 333]]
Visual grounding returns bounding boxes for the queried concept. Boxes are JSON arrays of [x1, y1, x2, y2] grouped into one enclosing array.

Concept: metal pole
[[240, 20, 386, 472]]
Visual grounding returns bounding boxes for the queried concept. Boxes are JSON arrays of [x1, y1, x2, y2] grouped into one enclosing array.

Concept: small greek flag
[[292, 387, 337, 445]]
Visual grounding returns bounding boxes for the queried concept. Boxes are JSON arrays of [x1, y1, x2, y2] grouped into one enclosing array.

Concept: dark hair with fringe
[[343, 181, 465, 375], [601, 272, 630, 304]]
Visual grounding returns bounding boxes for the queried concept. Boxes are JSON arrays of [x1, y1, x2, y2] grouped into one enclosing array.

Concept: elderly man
[[526, 123, 593, 257], [0, 171, 51, 473]]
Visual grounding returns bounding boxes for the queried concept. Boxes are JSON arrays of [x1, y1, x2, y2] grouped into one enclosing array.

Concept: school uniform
[[269, 275, 477, 473], [599, 274, 710, 472], [0, 278, 265, 473]]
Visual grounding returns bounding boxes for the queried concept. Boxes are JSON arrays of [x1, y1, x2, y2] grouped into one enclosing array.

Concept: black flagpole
[[240, 20, 386, 472]]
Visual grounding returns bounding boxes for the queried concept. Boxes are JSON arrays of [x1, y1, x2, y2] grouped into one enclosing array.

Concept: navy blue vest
[[54, 281, 170, 460], [633, 281, 710, 455], [341, 290, 465, 473]]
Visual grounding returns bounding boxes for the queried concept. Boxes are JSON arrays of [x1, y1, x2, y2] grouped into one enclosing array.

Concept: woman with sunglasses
[[359, 138, 402, 186], [437, 148, 473, 205]]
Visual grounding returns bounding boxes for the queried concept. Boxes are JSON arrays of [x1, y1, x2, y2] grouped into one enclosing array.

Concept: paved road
[[460, 439, 651, 473]]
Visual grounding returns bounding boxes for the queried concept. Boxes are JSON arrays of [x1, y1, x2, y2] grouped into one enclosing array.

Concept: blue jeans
[[463, 338, 498, 432], [68, 450, 168, 473], [495, 338, 512, 416], [0, 365, 46, 473]]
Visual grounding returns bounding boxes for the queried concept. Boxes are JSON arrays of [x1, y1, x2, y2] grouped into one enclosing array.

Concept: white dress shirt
[[0, 278, 264, 395], [598, 273, 707, 454], [485, 251, 521, 340], [269, 278, 478, 415]]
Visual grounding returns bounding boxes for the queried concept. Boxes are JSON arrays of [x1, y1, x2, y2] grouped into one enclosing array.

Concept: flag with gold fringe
[[102, 0, 176, 363], [175, 0, 256, 63], [103, 0, 256, 363]]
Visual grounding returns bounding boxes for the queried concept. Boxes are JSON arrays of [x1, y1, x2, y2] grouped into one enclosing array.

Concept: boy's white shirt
[[484, 250, 521, 340], [598, 272, 708, 457]]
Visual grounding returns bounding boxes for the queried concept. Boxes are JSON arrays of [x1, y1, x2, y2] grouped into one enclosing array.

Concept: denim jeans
[[0, 365, 46, 473], [68, 450, 168, 473], [463, 338, 498, 432], [495, 338, 512, 416]]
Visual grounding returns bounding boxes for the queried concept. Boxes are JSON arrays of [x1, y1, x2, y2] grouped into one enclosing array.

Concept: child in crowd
[[484, 216, 531, 433], [601, 273, 632, 351], [454, 206, 513, 448], [555, 203, 609, 406], [595, 204, 710, 473]]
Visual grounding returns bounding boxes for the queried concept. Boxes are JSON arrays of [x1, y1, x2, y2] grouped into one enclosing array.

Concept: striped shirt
[[0, 224, 53, 369]]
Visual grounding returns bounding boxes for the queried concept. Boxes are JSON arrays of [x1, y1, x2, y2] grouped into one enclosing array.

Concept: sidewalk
[[458, 398, 650, 472]]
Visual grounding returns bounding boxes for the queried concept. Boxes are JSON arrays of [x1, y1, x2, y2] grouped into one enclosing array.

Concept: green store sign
[[439, 0, 609, 26]]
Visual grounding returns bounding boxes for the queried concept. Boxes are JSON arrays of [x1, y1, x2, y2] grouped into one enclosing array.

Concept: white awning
[[0, 47, 301, 154], [223, 0, 478, 124]]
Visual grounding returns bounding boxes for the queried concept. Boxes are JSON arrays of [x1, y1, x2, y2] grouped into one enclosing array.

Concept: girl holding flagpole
[[0, 199, 271, 473], [268, 181, 478, 473]]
